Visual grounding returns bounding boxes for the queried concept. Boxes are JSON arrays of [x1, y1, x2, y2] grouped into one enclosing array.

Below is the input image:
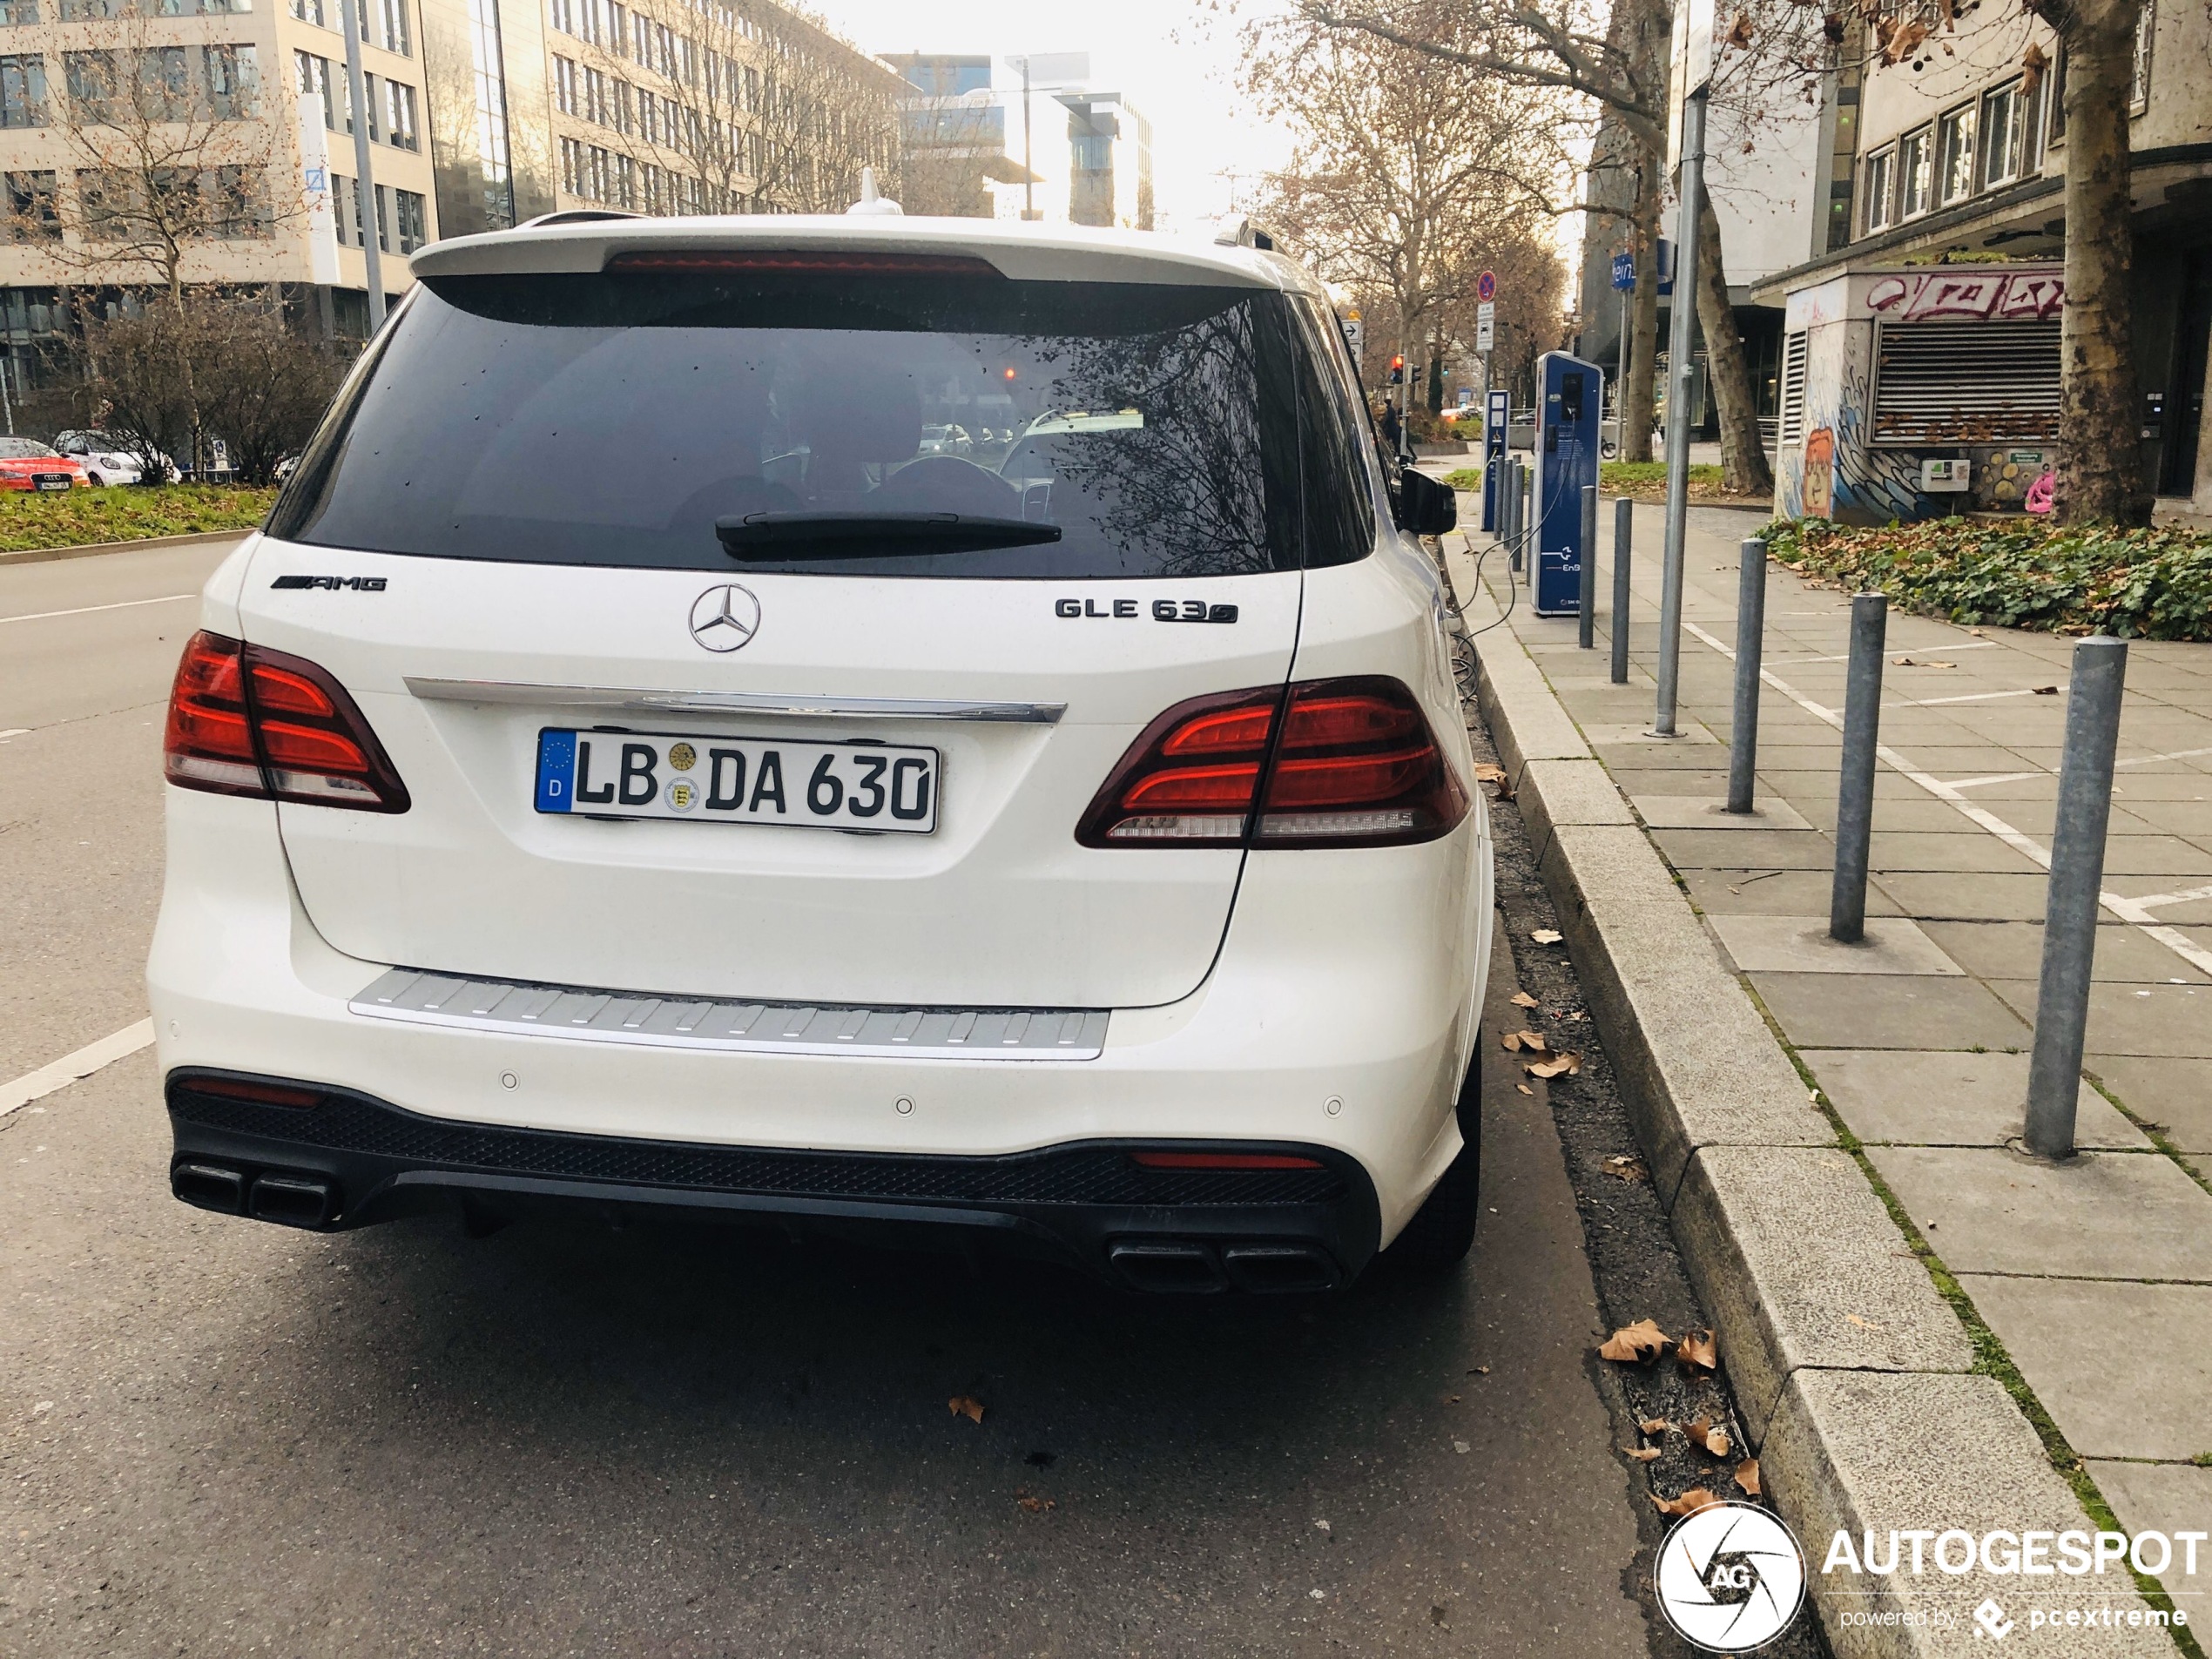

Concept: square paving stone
[[1920, 921, 2212, 985], [2086, 1055, 2212, 1151], [1651, 828, 1833, 871], [1962, 1278, 2212, 1460], [1683, 868, 1905, 916], [1752, 972, 2032, 1050], [2085, 1462, 2212, 1584], [1868, 1146, 2212, 1279], [1711, 915, 1963, 975], [1867, 831, 2050, 875], [1801, 1049, 2147, 1148], [1985, 981, 2212, 1057], [1630, 796, 1814, 830], [1586, 722, 1721, 747], [2090, 836, 2212, 877], [1878, 872, 2067, 921]]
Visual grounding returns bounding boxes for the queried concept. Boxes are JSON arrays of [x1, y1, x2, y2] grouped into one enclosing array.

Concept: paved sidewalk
[[1449, 496, 2212, 1612]]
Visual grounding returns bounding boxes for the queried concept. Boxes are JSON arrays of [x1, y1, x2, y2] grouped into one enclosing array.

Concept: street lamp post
[[1651, 85, 1706, 738]]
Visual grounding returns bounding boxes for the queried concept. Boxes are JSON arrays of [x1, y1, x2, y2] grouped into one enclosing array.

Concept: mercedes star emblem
[[689, 583, 762, 652]]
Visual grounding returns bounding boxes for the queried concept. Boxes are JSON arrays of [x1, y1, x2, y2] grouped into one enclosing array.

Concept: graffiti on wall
[[1779, 318, 1934, 524], [1864, 270, 2065, 321]]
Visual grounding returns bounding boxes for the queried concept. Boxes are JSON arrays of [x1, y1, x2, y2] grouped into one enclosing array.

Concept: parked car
[[52, 429, 179, 487], [151, 211, 1486, 1292], [916, 421, 973, 458], [0, 436, 87, 491]]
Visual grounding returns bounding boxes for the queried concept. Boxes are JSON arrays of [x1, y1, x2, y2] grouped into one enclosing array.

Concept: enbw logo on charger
[[1655, 1501, 1808, 1652]]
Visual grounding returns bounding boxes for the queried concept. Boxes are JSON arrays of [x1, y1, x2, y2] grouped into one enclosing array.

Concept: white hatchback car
[[149, 211, 1491, 1291]]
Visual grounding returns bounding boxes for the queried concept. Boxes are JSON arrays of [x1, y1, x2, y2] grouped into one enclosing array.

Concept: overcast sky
[[813, 0, 1299, 232]]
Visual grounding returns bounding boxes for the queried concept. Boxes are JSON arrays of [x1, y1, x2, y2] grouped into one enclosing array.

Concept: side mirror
[[1395, 466, 1459, 536]]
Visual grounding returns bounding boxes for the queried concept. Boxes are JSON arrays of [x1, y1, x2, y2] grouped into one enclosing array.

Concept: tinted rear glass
[[272, 269, 1368, 579]]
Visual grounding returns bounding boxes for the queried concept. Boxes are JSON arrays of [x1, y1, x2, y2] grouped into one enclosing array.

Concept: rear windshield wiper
[[715, 511, 1062, 559]]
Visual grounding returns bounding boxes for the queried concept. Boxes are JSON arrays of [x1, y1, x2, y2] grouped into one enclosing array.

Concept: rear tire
[[1383, 1038, 1482, 1274]]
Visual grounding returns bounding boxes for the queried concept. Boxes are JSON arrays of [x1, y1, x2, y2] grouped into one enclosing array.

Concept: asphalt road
[[3, 540, 1666, 1657]]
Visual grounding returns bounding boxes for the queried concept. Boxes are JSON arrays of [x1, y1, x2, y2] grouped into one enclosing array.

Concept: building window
[[0, 51, 44, 126], [289, 0, 323, 21], [1978, 80, 2026, 190], [211, 165, 270, 237], [380, 0, 409, 56], [383, 76, 416, 147], [74, 168, 135, 239], [394, 185, 424, 251], [464, 0, 515, 227], [1863, 145, 1894, 233], [2129, 3, 2151, 113], [583, 64, 604, 124], [5, 168, 56, 238], [1935, 104, 1974, 205], [0, 0, 37, 22], [202, 44, 259, 118], [612, 78, 630, 135], [604, 0, 624, 56], [1895, 125, 1930, 217], [293, 50, 335, 126], [548, 0, 570, 33], [553, 53, 575, 115]]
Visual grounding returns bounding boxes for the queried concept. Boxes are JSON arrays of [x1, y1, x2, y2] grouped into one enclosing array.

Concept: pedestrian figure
[[1379, 402, 1401, 455]]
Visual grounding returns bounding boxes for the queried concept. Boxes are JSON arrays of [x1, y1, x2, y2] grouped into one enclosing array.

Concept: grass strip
[[0, 485, 275, 554]]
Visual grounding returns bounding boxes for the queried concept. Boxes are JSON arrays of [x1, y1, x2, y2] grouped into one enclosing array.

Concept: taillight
[[163, 631, 410, 813], [1077, 676, 1467, 849]]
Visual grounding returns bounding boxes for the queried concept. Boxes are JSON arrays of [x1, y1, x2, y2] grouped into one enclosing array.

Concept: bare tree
[[11, 6, 292, 314], [894, 91, 1008, 219], [1242, 8, 1572, 421], [1305, 0, 1777, 496]]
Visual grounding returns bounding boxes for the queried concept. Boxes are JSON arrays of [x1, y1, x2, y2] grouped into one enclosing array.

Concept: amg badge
[[271, 575, 388, 590]]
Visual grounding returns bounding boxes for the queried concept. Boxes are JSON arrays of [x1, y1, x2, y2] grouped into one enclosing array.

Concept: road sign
[[1475, 315, 1495, 353], [1341, 314, 1363, 368], [1611, 253, 1635, 291], [1476, 270, 1497, 303]]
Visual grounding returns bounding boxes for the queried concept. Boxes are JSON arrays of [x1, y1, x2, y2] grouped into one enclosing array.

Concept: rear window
[[271, 267, 1373, 578]]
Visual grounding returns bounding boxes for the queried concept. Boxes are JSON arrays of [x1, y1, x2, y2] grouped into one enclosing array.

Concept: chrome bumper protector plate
[[405, 677, 1066, 725], [348, 968, 1109, 1061]]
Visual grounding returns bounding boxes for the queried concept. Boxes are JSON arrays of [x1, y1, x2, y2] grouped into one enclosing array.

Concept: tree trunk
[[1620, 141, 1662, 464], [2055, 2, 2146, 523], [1695, 192, 1774, 498]]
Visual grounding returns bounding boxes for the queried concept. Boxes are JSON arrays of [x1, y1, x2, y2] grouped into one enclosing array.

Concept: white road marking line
[[1770, 641, 2003, 665], [2116, 745, 2212, 770], [1945, 771, 2050, 791], [0, 726, 27, 739], [1681, 618, 2212, 978], [2124, 883, 2212, 912], [1, 1019, 155, 1119], [1904, 688, 2057, 707], [0, 593, 196, 625]]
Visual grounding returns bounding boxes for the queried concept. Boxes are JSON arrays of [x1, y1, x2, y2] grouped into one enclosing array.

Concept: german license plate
[[35, 478, 69, 491], [534, 729, 939, 833]]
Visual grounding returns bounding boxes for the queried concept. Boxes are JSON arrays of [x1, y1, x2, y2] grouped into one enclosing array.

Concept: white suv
[[148, 212, 1491, 1291]]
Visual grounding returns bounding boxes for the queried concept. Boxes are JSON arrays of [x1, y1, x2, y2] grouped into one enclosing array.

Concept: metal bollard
[[1610, 496, 1633, 684], [2024, 637, 2128, 1158], [1579, 485, 1598, 648], [1726, 536, 1768, 814], [1829, 592, 1887, 943]]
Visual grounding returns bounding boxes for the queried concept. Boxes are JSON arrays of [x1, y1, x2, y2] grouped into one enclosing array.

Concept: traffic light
[[1388, 354, 1404, 384]]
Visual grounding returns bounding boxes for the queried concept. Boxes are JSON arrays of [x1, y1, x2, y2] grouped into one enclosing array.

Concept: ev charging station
[[1532, 351, 1602, 617], [1480, 388, 1508, 531]]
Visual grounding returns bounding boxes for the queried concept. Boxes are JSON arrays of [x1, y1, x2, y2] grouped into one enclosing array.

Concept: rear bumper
[[166, 1069, 1379, 1290]]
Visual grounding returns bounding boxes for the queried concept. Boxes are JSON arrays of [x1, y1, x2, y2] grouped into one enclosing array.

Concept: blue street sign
[[1611, 253, 1635, 291]]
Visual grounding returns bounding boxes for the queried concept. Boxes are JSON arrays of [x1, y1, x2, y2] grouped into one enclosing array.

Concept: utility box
[[1533, 352, 1602, 617], [1481, 388, 1508, 531], [1773, 264, 2062, 523]]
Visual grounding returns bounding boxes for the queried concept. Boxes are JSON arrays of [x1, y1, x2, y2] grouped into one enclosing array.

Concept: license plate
[[535, 729, 940, 833], [35, 478, 69, 491]]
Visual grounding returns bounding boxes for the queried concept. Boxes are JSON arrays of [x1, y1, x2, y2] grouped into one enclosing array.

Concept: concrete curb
[[0, 529, 253, 568], [1467, 613, 2166, 1656]]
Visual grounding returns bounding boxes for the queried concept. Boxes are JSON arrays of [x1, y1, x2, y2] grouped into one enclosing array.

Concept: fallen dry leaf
[[1509, 990, 1540, 1008], [1444, 1393, 1460, 1404], [1737, 1458, 1762, 1497], [1503, 1029, 1548, 1054], [1626, 1446, 1662, 1462], [1969, 628, 1987, 637], [1603, 1155, 1649, 1183], [1598, 1318, 1671, 1363], [1638, 1416, 1672, 1436], [1525, 1050, 1581, 1080], [1687, 1415, 1732, 1458], [948, 1395, 986, 1423], [1677, 1329, 1719, 1373], [1514, 1082, 1534, 1096], [1468, 1365, 1491, 1376], [2033, 685, 2059, 695], [1016, 1493, 1055, 1513], [1473, 762, 1509, 785], [1653, 1487, 1722, 1519], [1531, 928, 1563, 945], [1845, 1312, 1884, 1331], [1892, 656, 1954, 668]]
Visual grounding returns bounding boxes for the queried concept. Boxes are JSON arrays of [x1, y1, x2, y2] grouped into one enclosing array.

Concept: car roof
[[410, 213, 1321, 296]]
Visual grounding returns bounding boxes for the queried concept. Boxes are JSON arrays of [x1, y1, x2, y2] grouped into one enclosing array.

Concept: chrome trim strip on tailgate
[[405, 678, 1066, 725], [349, 968, 1109, 1061]]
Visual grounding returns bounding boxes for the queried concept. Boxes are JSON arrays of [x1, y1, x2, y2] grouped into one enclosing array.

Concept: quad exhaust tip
[[1108, 1239, 1340, 1294], [171, 1162, 337, 1230]]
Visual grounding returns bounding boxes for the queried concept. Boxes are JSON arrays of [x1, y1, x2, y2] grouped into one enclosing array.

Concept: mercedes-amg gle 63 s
[[151, 209, 1490, 1293]]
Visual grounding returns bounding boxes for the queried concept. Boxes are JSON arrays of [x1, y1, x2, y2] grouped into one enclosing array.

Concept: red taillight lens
[[163, 631, 410, 812], [1078, 677, 1467, 849]]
